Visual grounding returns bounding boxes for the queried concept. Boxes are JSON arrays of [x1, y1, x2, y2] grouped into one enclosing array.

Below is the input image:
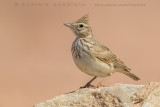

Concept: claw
[[80, 83, 95, 89], [80, 76, 97, 89]]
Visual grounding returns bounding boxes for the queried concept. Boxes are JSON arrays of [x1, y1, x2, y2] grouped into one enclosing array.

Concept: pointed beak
[[64, 23, 72, 28]]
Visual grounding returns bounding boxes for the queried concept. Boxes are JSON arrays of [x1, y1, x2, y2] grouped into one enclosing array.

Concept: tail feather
[[118, 70, 140, 81]]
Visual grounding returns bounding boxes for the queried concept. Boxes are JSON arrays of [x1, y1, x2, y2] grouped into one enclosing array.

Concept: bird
[[64, 14, 140, 88]]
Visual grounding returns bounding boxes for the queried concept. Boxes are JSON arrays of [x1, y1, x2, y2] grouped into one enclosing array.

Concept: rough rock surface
[[34, 82, 160, 107]]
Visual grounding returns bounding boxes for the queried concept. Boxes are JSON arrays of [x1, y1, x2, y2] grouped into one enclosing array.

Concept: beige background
[[0, 0, 160, 107]]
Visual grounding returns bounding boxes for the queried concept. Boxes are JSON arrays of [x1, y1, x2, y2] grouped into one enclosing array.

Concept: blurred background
[[0, 0, 160, 107]]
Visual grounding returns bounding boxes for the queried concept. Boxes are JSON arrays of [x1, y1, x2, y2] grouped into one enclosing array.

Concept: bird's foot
[[80, 83, 95, 89], [95, 82, 105, 88]]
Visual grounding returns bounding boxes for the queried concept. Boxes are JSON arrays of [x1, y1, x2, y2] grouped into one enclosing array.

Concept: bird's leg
[[96, 73, 113, 88], [80, 76, 97, 89]]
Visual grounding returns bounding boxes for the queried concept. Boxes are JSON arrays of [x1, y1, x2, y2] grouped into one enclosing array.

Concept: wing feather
[[90, 40, 130, 70]]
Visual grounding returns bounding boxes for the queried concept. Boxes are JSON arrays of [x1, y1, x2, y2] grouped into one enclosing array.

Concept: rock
[[34, 82, 160, 107]]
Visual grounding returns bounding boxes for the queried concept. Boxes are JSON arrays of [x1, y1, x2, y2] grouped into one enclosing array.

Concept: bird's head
[[64, 14, 92, 38]]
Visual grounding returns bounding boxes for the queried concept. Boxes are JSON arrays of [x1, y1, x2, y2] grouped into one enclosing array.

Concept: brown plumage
[[64, 14, 140, 88]]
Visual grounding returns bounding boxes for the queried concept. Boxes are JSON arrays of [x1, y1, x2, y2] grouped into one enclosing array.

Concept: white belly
[[72, 50, 114, 77]]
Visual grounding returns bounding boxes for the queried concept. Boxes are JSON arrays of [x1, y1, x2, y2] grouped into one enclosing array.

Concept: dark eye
[[79, 24, 84, 28]]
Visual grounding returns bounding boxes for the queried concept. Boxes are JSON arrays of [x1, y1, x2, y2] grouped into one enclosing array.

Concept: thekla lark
[[64, 14, 140, 88]]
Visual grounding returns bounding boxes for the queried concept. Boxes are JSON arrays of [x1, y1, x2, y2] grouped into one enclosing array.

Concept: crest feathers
[[75, 14, 89, 24]]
